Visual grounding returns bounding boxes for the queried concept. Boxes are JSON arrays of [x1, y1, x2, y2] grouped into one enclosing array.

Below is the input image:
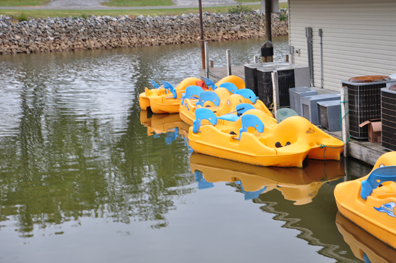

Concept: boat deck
[[200, 65, 388, 166]]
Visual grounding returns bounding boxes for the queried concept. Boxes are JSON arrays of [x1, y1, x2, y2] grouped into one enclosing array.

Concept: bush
[[81, 13, 87, 19], [279, 13, 286, 21], [17, 13, 29, 22], [228, 1, 253, 14]]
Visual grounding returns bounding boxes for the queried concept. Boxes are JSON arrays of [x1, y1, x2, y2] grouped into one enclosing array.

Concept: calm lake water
[[0, 37, 376, 263]]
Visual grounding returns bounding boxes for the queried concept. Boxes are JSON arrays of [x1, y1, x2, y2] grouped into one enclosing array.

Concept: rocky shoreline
[[0, 11, 288, 55]]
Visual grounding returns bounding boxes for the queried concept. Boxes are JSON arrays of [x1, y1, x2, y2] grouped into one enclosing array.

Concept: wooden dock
[[200, 65, 388, 166]]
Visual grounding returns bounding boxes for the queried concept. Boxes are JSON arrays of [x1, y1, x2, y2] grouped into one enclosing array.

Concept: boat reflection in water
[[336, 213, 396, 263], [190, 152, 345, 205], [140, 111, 190, 144]]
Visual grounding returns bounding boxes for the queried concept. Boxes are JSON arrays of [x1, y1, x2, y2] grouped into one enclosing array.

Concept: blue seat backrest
[[236, 89, 258, 104], [219, 82, 238, 94], [182, 85, 204, 104], [236, 103, 255, 116], [192, 108, 218, 133], [196, 91, 220, 107], [276, 108, 298, 123], [238, 114, 264, 140], [360, 165, 396, 200], [149, 79, 160, 89], [204, 78, 217, 90], [162, 81, 177, 99]]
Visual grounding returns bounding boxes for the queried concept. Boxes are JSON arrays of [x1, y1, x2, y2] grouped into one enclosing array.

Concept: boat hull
[[334, 152, 396, 249]]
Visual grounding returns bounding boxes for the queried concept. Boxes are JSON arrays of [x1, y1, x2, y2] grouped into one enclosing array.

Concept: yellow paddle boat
[[187, 108, 344, 168], [334, 151, 396, 250], [140, 111, 189, 144], [139, 75, 245, 114], [139, 77, 200, 114], [336, 213, 396, 263], [179, 84, 273, 126], [190, 152, 345, 204]]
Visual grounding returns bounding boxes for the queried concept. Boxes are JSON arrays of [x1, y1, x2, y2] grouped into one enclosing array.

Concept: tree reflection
[[0, 50, 195, 237]]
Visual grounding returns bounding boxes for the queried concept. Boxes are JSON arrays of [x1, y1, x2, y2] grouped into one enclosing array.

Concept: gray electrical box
[[300, 93, 341, 125], [317, 100, 341, 131], [289, 87, 318, 116]]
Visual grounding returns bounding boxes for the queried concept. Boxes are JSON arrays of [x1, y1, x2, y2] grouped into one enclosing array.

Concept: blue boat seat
[[218, 114, 239, 122], [276, 108, 298, 123], [149, 79, 160, 89], [219, 82, 238, 94], [203, 78, 217, 90], [360, 165, 396, 200], [236, 89, 258, 104], [236, 103, 255, 116], [238, 114, 265, 140], [193, 108, 218, 133], [182, 85, 204, 104], [218, 103, 255, 122], [162, 81, 177, 99], [196, 91, 220, 108]]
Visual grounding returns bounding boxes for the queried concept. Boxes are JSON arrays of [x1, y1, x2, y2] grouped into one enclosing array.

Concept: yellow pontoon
[[334, 151, 396, 249], [188, 108, 344, 168]]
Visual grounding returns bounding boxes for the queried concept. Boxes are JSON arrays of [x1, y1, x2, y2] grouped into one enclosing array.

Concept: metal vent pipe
[[305, 27, 314, 87]]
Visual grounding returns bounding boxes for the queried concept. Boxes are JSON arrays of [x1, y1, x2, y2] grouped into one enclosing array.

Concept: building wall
[[288, 0, 396, 91]]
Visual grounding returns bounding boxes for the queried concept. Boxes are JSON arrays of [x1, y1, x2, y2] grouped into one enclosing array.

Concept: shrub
[[17, 13, 29, 22], [228, 1, 253, 14]]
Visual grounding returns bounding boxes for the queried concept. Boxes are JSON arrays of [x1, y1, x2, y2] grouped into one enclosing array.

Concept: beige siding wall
[[288, 0, 396, 91]]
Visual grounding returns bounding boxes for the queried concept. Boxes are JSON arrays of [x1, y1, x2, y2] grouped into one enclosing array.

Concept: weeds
[[228, 1, 253, 14], [17, 13, 29, 21]]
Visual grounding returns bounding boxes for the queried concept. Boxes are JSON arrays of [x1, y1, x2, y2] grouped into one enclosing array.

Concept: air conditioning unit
[[289, 87, 317, 115], [317, 100, 341, 131], [381, 87, 396, 151], [244, 63, 310, 108], [245, 63, 259, 95], [343, 76, 389, 140], [300, 93, 341, 125]]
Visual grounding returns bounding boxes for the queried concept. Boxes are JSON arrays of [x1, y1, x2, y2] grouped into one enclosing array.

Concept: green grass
[[0, 2, 288, 20], [0, 5, 261, 19], [0, 0, 50, 7], [103, 0, 174, 7]]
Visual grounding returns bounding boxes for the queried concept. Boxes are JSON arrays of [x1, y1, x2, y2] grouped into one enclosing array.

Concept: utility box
[[343, 75, 390, 140], [359, 119, 382, 143], [317, 100, 341, 131], [381, 87, 396, 150], [289, 87, 317, 115], [300, 93, 341, 125]]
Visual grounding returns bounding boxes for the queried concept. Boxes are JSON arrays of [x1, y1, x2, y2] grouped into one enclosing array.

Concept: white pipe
[[272, 70, 279, 115]]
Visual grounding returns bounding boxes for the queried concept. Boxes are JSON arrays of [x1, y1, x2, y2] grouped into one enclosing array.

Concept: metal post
[[289, 45, 294, 64], [198, 0, 205, 70], [272, 70, 279, 115], [319, 29, 323, 89], [305, 27, 314, 87], [254, 55, 259, 64], [226, 49, 231, 76], [265, 0, 272, 42], [341, 86, 349, 157], [204, 42, 209, 78]]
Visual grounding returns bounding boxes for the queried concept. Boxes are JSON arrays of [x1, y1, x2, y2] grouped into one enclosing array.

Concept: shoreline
[[0, 11, 288, 55]]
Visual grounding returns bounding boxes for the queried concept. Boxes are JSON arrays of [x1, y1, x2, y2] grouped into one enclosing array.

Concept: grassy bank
[[103, 0, 174, 7], [0, 5, 262, 19], [103, 0, 259, 6], [0, 0, 50, 7], [0, 3, 286, 20]]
